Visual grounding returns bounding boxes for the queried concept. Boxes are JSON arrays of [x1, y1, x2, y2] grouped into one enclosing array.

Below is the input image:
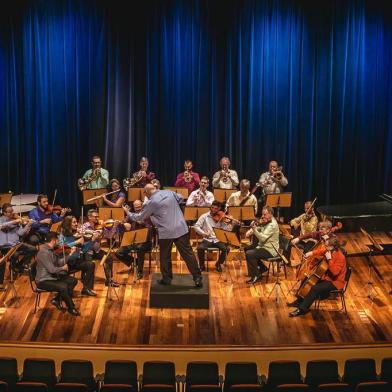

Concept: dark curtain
[[1, 0, 392, 214]]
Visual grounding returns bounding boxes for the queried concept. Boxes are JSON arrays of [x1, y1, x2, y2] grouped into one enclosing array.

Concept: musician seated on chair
[[175, 160, 200, 193], [287, 237, 347, 317], [27, 194, 67, 245], [291, 220, 335, 250], [186, 176, 214, 207], [245, 205, 279, 284], [102, 178, 126, 208], [290, 200, 319, 253], [115, 200, 153, 280], [0, 203, 37, 291], [58, 216, 97, 297], [80, 209, 120, 288], [212, 156, 239, 189], [80, 155, 110, 190], [226, 179, 258, 215], [193, 201, 235, 272], [35, 232, 80, 316]]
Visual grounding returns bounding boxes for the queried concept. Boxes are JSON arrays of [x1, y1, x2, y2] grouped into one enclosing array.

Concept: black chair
[[317, 385, 350, 392], [185, 362, 220, 392], [342, 359, 377, 389], [276, 385, 310, 392], [265, 361, 302, 391], [141, 361, 176, 392], [355, 382, 389, 392], [15, 382, 48, 392], [380, 357, 392, 383], [59, 360, 96, 392], [0, 357, 19, 391], [315, 267, 352, 314], [223, 362, 261, 392], [28, 263, 54, 314], [103, 360, 138, 391], [53, 384, 88, 392], [101, 386, 135, 392], [304, 360, 340, 388], [21, 359, 57, 391], [265, 235, 291, 283], [0, 381, 8, 392]]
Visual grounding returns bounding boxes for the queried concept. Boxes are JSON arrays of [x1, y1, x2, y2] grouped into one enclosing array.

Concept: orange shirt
[[322, 249, 347, 290]]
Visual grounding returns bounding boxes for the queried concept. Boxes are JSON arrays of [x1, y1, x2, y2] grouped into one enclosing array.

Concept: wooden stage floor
[[0, 232, 391, 347]]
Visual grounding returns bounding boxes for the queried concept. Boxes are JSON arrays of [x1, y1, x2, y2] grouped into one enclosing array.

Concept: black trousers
[[297, 240, 316, 253], [37, 275, 77, 310], [67, 254, 95, 290], [298, 280, 336, 311], [197, 240, 228, 267], [115, 241, 152, 273], [245, 247, 273, 278], [159, 233, 201, 283]]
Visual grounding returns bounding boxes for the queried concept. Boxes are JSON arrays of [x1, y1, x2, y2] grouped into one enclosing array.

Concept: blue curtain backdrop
[[1, 0, 392, 213]]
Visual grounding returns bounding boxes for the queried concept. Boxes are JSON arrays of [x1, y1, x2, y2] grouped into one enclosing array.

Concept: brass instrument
[[78, 168, 101, 191], [123, 171, 144, 190], [184, 170, 192, 183], [272, 166, 283, 181], [221, 168, 230, 183]]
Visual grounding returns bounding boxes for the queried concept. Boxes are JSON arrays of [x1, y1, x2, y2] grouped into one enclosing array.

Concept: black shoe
[[258, 264, 268, 273], [136, 272, 143, 280], [157, 279, 171, 286], [287, 299, 302, 308], [199, 264, 206, 272], [289, 308, 306, 317], [246, 275, 262, 284], [81, 288, 97, 297], [215, 262, 222, 273], [105, 280, 120, 288], [194, 276, 203, 288], [68, 308, 81, 316], [50, 298, 64, 311]]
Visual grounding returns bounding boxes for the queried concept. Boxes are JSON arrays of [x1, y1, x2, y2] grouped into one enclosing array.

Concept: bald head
[[133, 199, 143, 212], [144, 184, 156, 198]]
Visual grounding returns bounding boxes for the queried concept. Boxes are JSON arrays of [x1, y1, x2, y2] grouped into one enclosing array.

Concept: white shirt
[[212, 169, 239, 189], [259, 171, 288, 195], [226, 190, 258, 214], [194, 212, 231, 243], [186, 189, 214, 207]]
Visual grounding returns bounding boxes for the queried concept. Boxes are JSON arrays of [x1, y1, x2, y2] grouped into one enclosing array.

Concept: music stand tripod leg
[[361, 255, 379, 301], [267, 263, 287, 303]]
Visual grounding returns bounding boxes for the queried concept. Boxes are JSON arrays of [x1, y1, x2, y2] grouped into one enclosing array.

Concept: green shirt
[[82, 168, 109, 189], [253, 217, 279, 256]]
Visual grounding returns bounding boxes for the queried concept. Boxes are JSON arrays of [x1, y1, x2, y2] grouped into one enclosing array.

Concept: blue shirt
[[28, 207, 64, 234], [126, 190, 188, 240], [0, 216, 28, 247]]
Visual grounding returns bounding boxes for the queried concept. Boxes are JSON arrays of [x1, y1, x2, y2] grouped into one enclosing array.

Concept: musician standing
[[80, 155, 109, 190], [28, 194, 67, 245], [290, 200, 318, 252], [175, 160, 200, 192], [124, 184, 202, 287], [212, 157, 239, 189], [287, 237, 347, 317], [35, 232, 80, 316], [245, 206, 279, 284], [226, 179, 258, 214], [259, 161, 288, 196], [102, 179, 126, 207], [127, 157, 156, 188], [186, 177, 214, 207], [0, 203, 37, 290], [194, 201, 232, 272]]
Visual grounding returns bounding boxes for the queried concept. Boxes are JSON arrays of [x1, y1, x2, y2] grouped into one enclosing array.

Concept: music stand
[[183, 207, 210, 221], [214, 228, 241, 283], [0, 193, 12, 208], [98, 207, 124, 221], [213, 188, 237, 203], [265, 192, 292, 221], [227, 206, 255, 223], [164, 187, 189, 199], [82, 188, 106, 206], [120, 228, 149, 284], [127, 187, 144, 202]]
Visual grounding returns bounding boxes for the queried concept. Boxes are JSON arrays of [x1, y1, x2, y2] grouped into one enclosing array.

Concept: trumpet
[[78, 168, 101, 191], [221, 168, 230, 183], [123, 171, 144, 190], [184, 170, 192, 183], [272, 166, 283, 181]]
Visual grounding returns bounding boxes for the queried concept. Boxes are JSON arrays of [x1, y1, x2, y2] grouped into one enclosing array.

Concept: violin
[[211, 211, 241, 225], [53, 244, 73, 256], [46, 205, 71, 216]]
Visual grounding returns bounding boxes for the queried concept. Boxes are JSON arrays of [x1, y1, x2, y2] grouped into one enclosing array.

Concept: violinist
[[186, 177, 214, 207], [35, 232, 80, 316], [115, 199, 153, 280], [193, 201, 234, 272], [212, 157, 239, 189], [0, 203, 37, 290], [27, 194, 67, 245], [258, 161, 288, 198], [102, 179, 126, 207], [245, 206, 279, 284], [58, 216, 97, 296], [80, 209, 120, 287], [290, 200, 319, 252], [287, 237, 347, 317], [226, 179, 258, 214], [175, 160, 200, 193], [291, 220, 335, 249], [80, 155, 109, 190]]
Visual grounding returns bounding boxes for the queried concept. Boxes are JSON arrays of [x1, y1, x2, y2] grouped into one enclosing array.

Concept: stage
[[0, 232, 391, 348]]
